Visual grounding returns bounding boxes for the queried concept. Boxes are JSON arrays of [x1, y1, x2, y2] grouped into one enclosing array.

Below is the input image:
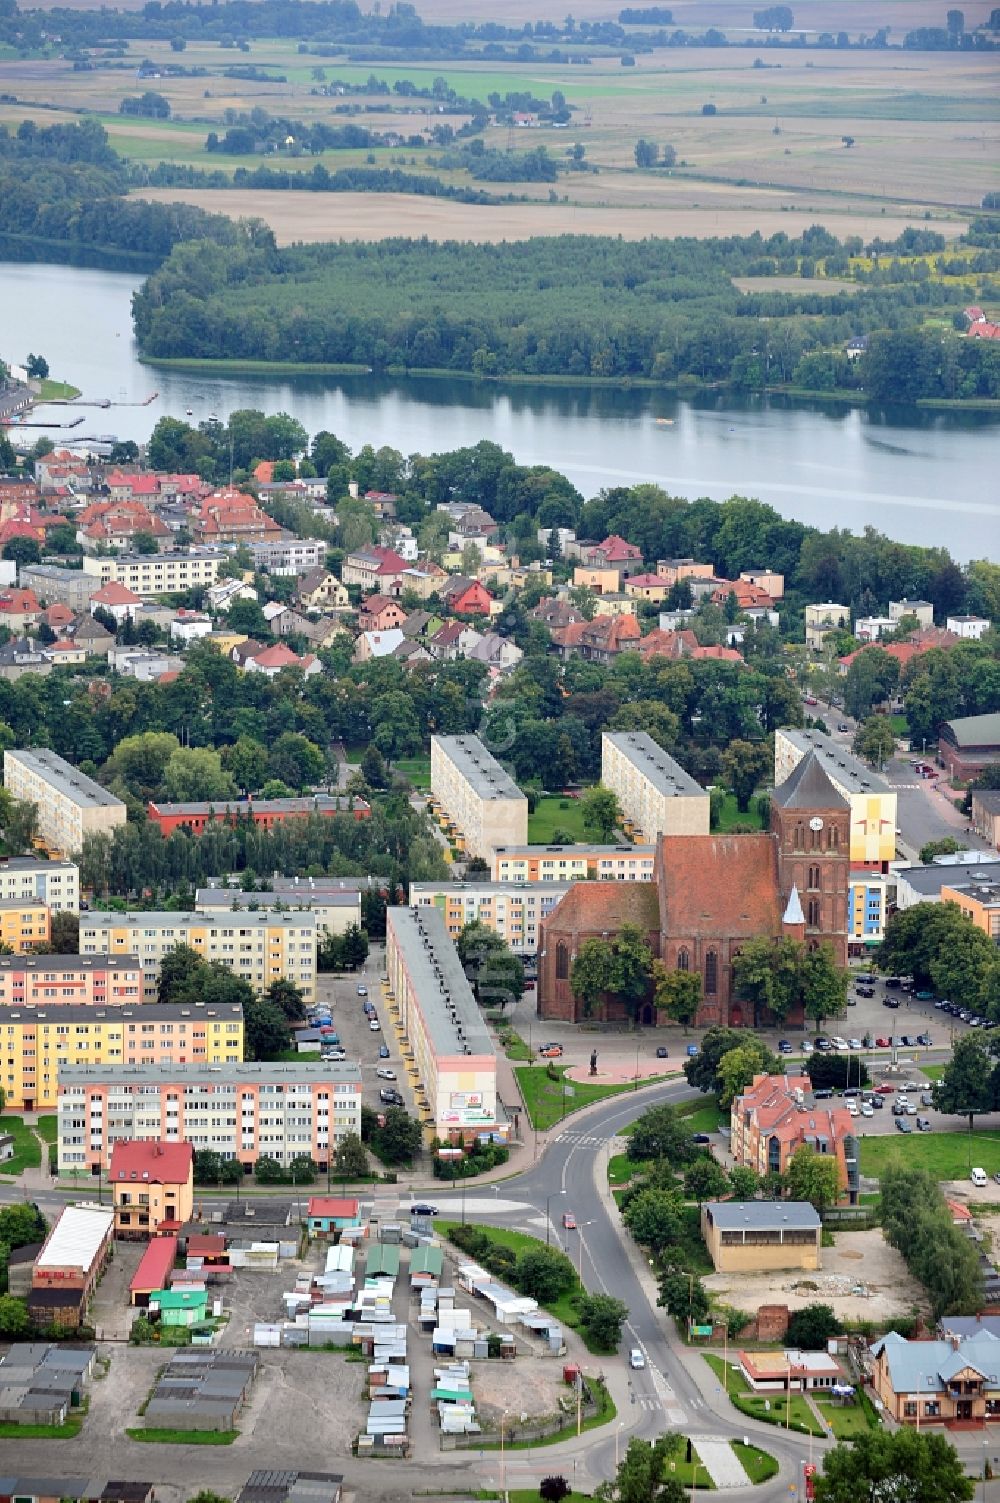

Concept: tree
[[785, 1144, 840, 1211], [732, 935, 798, 1026], [628, 1103, 698, 1165], [634, 138, 658, 168], [370, 1106, 421, 1165], [652, 963, 701, 1031], [814, 1429, 973, 1503], [514, 1245, 575, 1302], [254, 1154, 286, 1183], [683, 1155, 729, 1203], [45, 910, 79, 954], [597, 1435, 687, 1503], [720, 739, 771, 812], [244, 998, 291, 1060], [221, 735, 268, 794], [684, 1026, 775, 1095], [728, 1165, 760, 1200], [539, 1480, 570, 1503], [786, 1302, 842, 1349], [268, 731, 326, 791], [2, 535, 41, 569], [657, 1266, 710, 1325], [881, 1163, 982, 1319], [456, 921, 524, 1010], [716, 1041, 773, 1107], [853, 715, 896, 768], [919, 835, 964, 864], [844, 646, 899, 720], [806, 1055, 870, 1092], [661, 143, 677, 168], [576, 1292, 628, 1351], [161, 747, 237, 803], [265, 978, 305, 1023], [334, 1132, 369, 1178], [580, 784, 622, 841], [157, 944, 205, 1004], [0, 1294, 30, 1336], [933, 1032, 998, 1132], [801, 945, 849, 1029], [570, 924, 652, 1022], [25, 353, 49, 379], [623, 1187, 684, 1252]]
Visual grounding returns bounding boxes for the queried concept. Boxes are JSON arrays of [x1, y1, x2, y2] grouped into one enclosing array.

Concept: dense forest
[[132, 225, 1000, 400]]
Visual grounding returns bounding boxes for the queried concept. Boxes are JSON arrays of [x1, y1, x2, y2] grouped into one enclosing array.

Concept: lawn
[[35, 1115, 58, 1144], [0, 1116, 41, 1175], [712, 791, 766, 831], [732, 1441, 779, 1483], [813, 1394, 875, 1440], [703, 1354, 824, 1436], [37, 377, 81, 400], [859, 1129, 1000, 1181], [394, 756, 431, 789], [527, 795, 591, 845], [126, 1427, 239, 1444], [679, 1100, 726, 1135], [515, 1064, 668, 1132], [921, 1064, 945, 1081], [498, 1027, 534, 1062], [0, 1418, 83, 1438]]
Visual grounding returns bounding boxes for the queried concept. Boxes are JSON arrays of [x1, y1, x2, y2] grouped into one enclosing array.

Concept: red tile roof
[[0, 589, 40, 615], [308, 1197, 360, 1218], [90, 581, 141, 605], [130, 1235, 178, 1295], [594, 534, 643, 563], [542, 880, 660, 937], [111, 1140, 193, 1183], [656, 833, 780, 938]]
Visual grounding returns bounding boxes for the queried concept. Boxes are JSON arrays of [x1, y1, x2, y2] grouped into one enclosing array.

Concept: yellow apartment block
[[430, 735, 527, 861], [4, 748, 126, 856], [79, 910, 317, 1004], [601, 731, 710, 842], [0, 897, 50, 953]]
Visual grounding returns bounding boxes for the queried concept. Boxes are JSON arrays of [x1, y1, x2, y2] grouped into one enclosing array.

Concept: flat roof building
[[0, 855, 79, 912], [774, 728, 896, 871], [81, 549, 221, 596], [80, 909, 318, 1005], [0, 897, 50, 953], [195, 886, 362, 938], [601, 731, 709, 842], [895, 859, 1000, 909], [385, 905, 502, 1146], [701, 1201, 822, 1274], [147, 794, 369, 836], [0, 953, 141, 1011], [4, 748, 126, 856], [430, 735, 527, 860], [491, 844, 655, 884], [940, 874, 1000, 942], [408, 880, 569, 955], [57, 1061, 362, 1176]]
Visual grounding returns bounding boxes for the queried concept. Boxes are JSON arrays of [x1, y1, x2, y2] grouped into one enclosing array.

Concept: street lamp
[[500, 1409, 509, 1494], [544, 1189, 566, 1247], [615, 1419, 624, 1470]]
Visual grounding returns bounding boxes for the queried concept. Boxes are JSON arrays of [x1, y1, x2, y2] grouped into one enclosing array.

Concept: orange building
[[730, 1073, 859, 1203], [0, 897, 51, 953], [940, 878, 1000, 942], [110, 1139, 194, 1239], [0, 953, 141, 1007]]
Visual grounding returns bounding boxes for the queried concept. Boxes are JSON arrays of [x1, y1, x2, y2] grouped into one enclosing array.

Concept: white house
[[947, 615, 991, 640], [170, 610, 213, 644], [855, 616, 896, 642], [89, 581, 141, 624], [207, 578, 257, 613]]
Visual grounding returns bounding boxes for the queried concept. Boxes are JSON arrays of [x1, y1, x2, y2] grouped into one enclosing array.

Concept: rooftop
[[0, 1001, 242, 1025], [432, 735, 525, 804], [4, 748, 126, 811], [705, 1201, 821, 1232], [872, 1330, 1000, 1395], [898, 860, 1000, 896], [148, 795, 360, 818], [942, 713, 1000, 749], [81, 910, 317, 933], [777, 730, 891, 796], [195, 887, 360, 910], [110, 1141, 194, 1183], [387, 906, 494, 1060], [940, 875, 1000, 908], [58, 1060, 362, 1085], [772, 748, 851, 810], [36, 1204, 114, 1271], [603, 731, 707, 799], [410, 881, 570, 897], [494, 844, 654, 858], [542, 880, 660, 937], [0, 953, 141, 976]]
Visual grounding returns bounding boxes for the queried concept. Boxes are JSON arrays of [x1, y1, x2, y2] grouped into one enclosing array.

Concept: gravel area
[[474, 1356, 573, 1430]]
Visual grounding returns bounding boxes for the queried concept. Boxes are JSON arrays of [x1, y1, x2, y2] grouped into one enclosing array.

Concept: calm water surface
[[3, 260, 998, 559]]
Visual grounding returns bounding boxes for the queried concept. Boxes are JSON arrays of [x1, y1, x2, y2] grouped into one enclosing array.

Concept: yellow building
[[79, 910, 318, 1004], [591, 593, 639, 618], [491, 844, 656, 883], [601, 731, 710, 843], [81, 549, 221, 596], [0, 897, 50, 953], [572, 565, 622, 595], [110, 1139, 194, 1239], [0, 999, 244, 1111], [701, 1201, 821, 1274], [940, 878, 1000, 941], [430, 735, 527, 861], [774, 729, 896, 872], [202, 630, 249, 657], [408, 881, 570, 955], [3, 748, 127, 856]]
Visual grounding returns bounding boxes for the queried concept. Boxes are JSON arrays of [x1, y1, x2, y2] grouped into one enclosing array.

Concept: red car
[[875, 1084, 897, 1095], [875, 1036, 891, 1047], [562, 1211, 577, 1230], [539, 1043, 564, 1058]]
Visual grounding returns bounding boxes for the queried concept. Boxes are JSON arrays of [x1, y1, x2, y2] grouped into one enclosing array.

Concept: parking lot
[[313, 943, 427, 1125]]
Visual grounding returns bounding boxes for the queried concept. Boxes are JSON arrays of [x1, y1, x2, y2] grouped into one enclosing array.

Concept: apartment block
[[57, 1060, 363, 1174], [774, 729, 897, 872], [0, 1000, 244, 1111], [195, 886, 362, 938], [601, 731, 710, 842], [4, 748, 127, 855], [385, 906, 503, 1145], [429, 735, 527, 860], [81, 549, 221, 596], [849, 871, 888, 952], [491, 844, 656, 883], [0, 855, 80, 912], [79, 910, 318, 1005], [940, 876, 1000, 941], [249, 536, 326, 576], [18, 564, 98, 613], [409, 881, 569, 955], [0, 953, 142, 1008], [0, 898, 50, 953]]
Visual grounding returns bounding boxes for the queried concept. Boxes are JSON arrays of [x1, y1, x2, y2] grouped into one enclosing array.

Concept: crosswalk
[[554, 1130, 607, 1147]]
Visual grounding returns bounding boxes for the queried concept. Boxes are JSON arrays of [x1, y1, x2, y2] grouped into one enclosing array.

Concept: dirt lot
[[704, 1228, 929, 1323], [132, 185, 969, 245], [474, 1355, 576, 1430]]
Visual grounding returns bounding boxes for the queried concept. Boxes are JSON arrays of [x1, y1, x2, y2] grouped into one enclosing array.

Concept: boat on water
[[185, 407, 193, 416], [655, 418, 675, 426]]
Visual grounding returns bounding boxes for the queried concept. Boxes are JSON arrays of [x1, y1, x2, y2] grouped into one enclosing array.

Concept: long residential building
[[249, 536, 326, 576], [0, 1000, 244, 1111], [0, 897, 49, 953], [408, 881, 569, 955], [774, 728, 896, 871], [195, 886, 362, 937], [57, 1060, 363, 1174], [600, 731, 710, 842], [18, 564, 99, 613], [81, 549, 221, 596], [146, 794, 369, 836], [0, 953, 142, 1007], [4, 748, 127, 855], [0, 855, 80, 912], [429, 734, 527, 860], [79, 910, 318, 1004], [385, 905, 504, 1145], [491, 843, 656, 883]]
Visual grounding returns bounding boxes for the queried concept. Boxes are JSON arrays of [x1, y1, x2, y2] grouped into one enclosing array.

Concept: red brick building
[[146, 793, 371, 836], [537, 750, 849, 1027]]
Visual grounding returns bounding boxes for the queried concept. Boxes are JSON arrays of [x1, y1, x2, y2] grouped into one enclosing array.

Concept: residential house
[[701, 1201, 822, 1274], [636, 628, 699, 663], [804, 602, 850, 653], [871, 1330, 1000, 1426], [275, 608, 317, 639], [655, 558, 715, 588], [591, 593, 639, 619], [45, 640, 86, 667], [428, 621, 482, 661], [530, 598, 585, 631], [393, 639, 431, 665], [440, 577, 492, 617], [110, 647, 179, 681], [0, 638, 52, 680], [169, 610, 213, 645], [296, 568, 346, 611], [241, 642, 321, 678], [299, 616, 348, 651], [730, 1072, 858, 1203], [380, 524, 417, 561], [624, 573, 669, 604], [67, 616, 115, 657], [340, 545, 409, 594], [550, 613, 641, 664], [89, 581, 141, 625], [0, 588, 40, 631], [855, 616, 896, 643], [110, 1139, 194, 1240], [572, 564, 625, 596], [740, 568, 785, 600], [358, 595, 407, 633], [710, 579, 775, 611], [40, 601, 77, 634], [689, 643, 745, 663], [249, 537, 325, 576], [738, 1349, 843, 1393], [447, 507, 499, 549], [353, 628, 405, 663], [889, 598, 935, 629], [400, 609, 444, 640], [467, 632, 523, 674], [306, 1196, 361, 1236], [586, 535, 643, 568], [399, 562, 448, 600], [206, 578, 258, 613], [947, 615, 991, 640], [192, 489, 282, 544], [77, 500, 171, 553]]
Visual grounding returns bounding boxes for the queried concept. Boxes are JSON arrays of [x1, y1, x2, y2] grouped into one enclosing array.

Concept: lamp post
[[634, 1038, 640, 1092], [544, 1189, 566, 1247], [500, 1410, 509, 1494], [615, 1420, 624, 1471]]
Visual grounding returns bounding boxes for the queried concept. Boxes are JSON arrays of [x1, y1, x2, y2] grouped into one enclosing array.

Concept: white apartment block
[[0, 856, 80, 912], [195, 887, 362, 938], [79, 910, 318, 1005], [408, 881, 570, 955], [249, 537, 326, 576], [601, 732, 710, 842], [430, 735, 528, 860], [57, 1060, 362, 1174], [81, 550, 221, 596], [4, 749, 126, 856]]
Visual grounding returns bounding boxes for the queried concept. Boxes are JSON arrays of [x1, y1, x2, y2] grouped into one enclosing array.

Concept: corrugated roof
[[36, 1205, 114, 1272]]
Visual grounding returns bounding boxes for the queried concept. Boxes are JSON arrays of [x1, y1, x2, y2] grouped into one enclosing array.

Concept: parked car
[[813, 1088, 834, 1101], [871, 1095, 885, 1110], [875, 1036, 891, 1047], [322, 1048, 347, 1062], [801, 1041, 814, 1054], [848, 1039, 863, 1050], [379, 1088, 403, 1105], [875, 1083, 897, 1095], [691, 1133, 712, 1145], [884, 977, 901, 989], [562, 1211, 577, 1230], [803, 694, 818, 706], [856, 986, 875, 998], [882, 996, 900, 1009], [920, 1091, 934, 1107], [899, 1035, 912, 1048], [376, 1067, 396, 1080], [916, 1117, 932, 1132], [686, 1044, 699, 1057], [778, 1040, 793, 1054], [861, 1102, 874, 1117], [814, 1037, 832, 1051], [831, 1036, 849, 1050], [892, 1100, 908, 1116], [369, 1018, 381, 1032], [378, 1044, 390, 1058], [837, 722, 850, 733], [916, 1034, 932, 1047], [896, 1119, 913, 1133], [539, 1043, 563, 1058], [410, 1203, 439, 1218]]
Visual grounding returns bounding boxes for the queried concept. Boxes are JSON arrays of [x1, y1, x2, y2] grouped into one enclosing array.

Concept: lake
[[2, 259, 998, 559]]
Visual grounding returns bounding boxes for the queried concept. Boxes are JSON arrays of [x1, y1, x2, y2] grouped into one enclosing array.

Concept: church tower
[[770, 751, 850, 965]]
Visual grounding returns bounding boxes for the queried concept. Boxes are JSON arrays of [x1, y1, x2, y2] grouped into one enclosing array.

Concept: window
[[677, 948, 690, 972], [794, 822, 805, 851], [807, 866, 820, 890], [555, 942, 569, 981], [830, 825, 840, 849], [807, 899, 821, 928], [704, 951, 718, 996]]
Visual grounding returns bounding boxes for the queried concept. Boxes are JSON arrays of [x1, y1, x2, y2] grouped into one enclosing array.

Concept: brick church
[[536, 750, 850, 1027]]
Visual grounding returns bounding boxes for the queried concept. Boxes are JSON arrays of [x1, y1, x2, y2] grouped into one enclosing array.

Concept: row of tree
[[879, 901, 1000, 1017], [880, 1162, 983, 1318]]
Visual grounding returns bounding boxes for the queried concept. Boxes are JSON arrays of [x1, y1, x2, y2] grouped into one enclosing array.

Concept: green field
[[703, 1354, 824, 1437], [0, 1116, 41, 1175], [813, 1394, 875, 1440], [37, 377, 81, 400], [394, 756, 431, 789], [859, 1129, 1000, 1181], [731, 1441, 779, 1483], [515, 1064, 669, 1132], [0, 1418, 83, 1438], [527, 795, 590, 845], [126, 1427, 239, 1444], [35, 1114, 58, 1144], [712, 791, 766, 832]]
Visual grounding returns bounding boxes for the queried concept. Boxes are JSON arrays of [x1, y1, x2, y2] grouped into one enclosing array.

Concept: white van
[[971, 1167, 988, 1187]]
